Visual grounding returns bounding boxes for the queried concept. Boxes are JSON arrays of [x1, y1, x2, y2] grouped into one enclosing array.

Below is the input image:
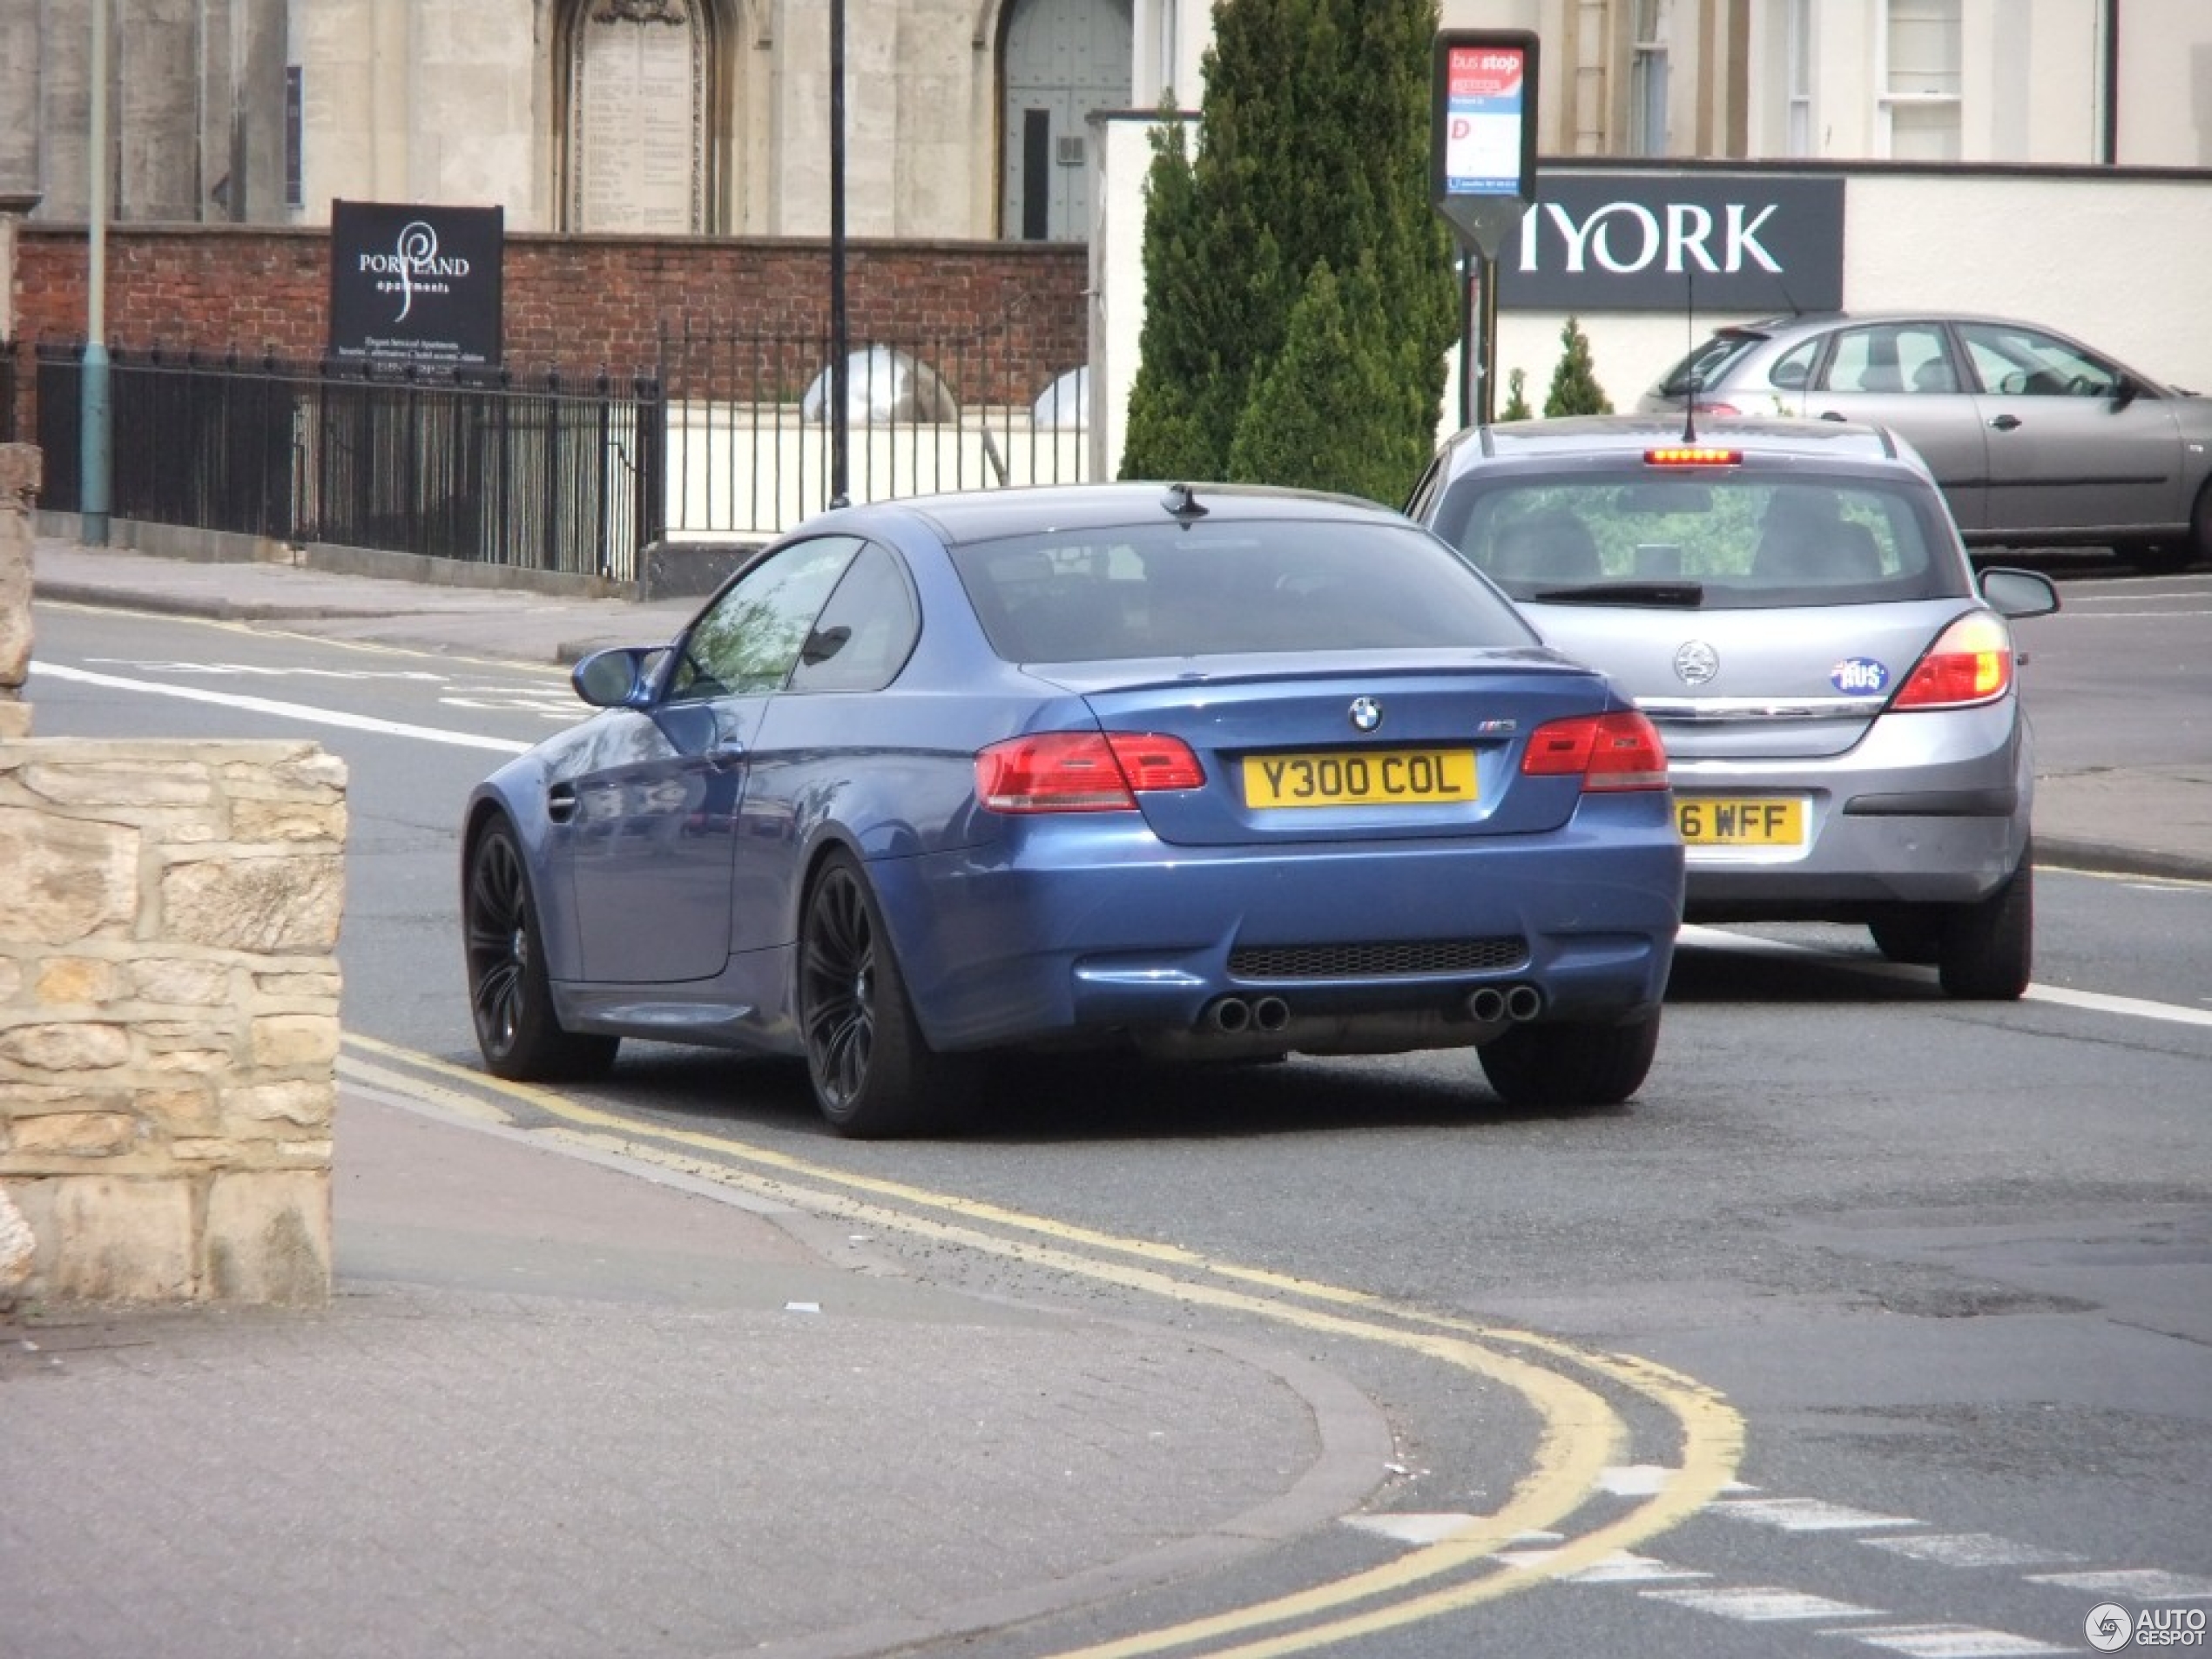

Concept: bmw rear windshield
[[950, 518, 1541, 662], [1428, 472, 1973, 610]]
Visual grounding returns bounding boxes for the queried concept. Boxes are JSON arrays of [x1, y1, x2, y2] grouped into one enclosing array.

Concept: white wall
[[1094, 118, 2212, 484]]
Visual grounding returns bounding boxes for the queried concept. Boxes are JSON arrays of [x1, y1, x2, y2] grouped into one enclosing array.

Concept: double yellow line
[[341, 1033, 1744, 1657]]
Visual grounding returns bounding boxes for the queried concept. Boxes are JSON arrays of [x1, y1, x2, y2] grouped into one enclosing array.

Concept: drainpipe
[[82, 0, 112, 546], [2101, 0, 2121, 165]]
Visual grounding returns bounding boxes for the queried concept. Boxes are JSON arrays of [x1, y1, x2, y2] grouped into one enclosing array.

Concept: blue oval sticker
[[1831, 658, 1891, 695]]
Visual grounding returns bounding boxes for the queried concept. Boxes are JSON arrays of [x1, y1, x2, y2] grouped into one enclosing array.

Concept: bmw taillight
[[975, 732, 1206, 813], [1520, 711, 1670, 792], [1889, 611, 2015, 710]]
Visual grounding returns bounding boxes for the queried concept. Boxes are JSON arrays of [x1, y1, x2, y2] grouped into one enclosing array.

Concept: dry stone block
[[251, 1013, 341, 1070], [160, 851, 346, 953], [205, 1170, 330, 1304], [127, 956, 235, 1007], [36, 956, 118, 1005], [9, 1110, 138, 1157], [0, 1021, 133, 1073], [0, 805, 139, 945], [49, 1176, 196, 1301]]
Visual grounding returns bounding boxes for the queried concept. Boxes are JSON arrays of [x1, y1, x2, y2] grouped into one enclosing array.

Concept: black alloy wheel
[[798, 852, 962, 1138], [463, 819, 618, 1081]]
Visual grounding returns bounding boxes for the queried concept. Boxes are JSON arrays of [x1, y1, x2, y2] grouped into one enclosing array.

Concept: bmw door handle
[[1989, 414, 2022, 431], [707, 739, 748, 772], [547, 782, 578, 824]]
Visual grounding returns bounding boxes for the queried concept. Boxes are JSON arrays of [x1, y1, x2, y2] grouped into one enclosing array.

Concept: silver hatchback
[[1408, 415, 2061, 998]]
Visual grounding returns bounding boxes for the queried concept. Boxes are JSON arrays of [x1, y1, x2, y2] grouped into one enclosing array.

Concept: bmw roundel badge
[[1348, 697, 1383, 733]]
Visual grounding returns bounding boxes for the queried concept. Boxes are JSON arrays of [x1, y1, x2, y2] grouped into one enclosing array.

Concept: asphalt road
[[24, 589, 2212, 1659]]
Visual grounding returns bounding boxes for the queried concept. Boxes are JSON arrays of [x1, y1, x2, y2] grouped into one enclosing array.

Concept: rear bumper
[[1670, 705, 2033, 918], [874, 799, 1684, 1052]]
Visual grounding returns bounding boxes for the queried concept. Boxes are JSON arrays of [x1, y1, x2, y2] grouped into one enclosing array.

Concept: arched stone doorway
[[999, 0, 1132, 241]]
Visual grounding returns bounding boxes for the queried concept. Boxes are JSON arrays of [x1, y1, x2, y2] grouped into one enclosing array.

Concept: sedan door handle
[[547, 782, 578, 824], [1817, 410, 1848, 422], [1989, 414, 2022, 431]]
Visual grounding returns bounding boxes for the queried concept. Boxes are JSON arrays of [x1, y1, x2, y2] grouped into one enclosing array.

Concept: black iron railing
[[35, 344, 663, 580]]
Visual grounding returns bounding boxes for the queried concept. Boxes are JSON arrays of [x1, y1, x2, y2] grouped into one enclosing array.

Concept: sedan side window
[[667, 536, 861, 701]]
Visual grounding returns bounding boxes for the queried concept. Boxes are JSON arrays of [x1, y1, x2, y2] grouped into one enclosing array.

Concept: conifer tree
[[1499, 367, 1533, 421], [1543, 316, 1615, 416], [1119, 0, 1457, 498]]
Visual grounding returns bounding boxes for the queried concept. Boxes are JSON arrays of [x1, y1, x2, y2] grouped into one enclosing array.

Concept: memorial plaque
[[571, 0, 705, 233]]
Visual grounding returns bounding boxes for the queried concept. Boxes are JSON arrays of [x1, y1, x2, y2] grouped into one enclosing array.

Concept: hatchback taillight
[[1890, 612, 2015, 710], [1520, 711, 1670, 792], [976, 732, 1206, 813]]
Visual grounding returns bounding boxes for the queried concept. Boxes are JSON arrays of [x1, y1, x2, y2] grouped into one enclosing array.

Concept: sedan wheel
[[798, 853, 964, 1137], [463, 819, 619, 1081], [1477, 1013, 1662, 1109]]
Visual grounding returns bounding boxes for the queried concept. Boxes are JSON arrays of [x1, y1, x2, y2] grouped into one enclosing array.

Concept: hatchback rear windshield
[[951, 518, 1538, 662], [1430, 473, 1970, 609], [1655, 331, 1766, 398]]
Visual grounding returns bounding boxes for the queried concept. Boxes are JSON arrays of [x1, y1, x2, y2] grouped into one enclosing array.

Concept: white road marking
[[1494, 1548, 1711, 1583], [1823, 1623, 2074, 1656], [1641, 1584, 1883, 1621], [1710, 1496, 1923, 1533], [1679, 924, 2212, 1028], [1340, 1514, 1484, 1546], [85, 657, 444, 682], [2026, 1567, 2212, 1600], [1864, 1533, 2085, 1569], [32, 661, 532, 755]]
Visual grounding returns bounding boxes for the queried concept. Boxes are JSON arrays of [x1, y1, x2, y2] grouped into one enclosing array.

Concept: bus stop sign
[[1431, 31, 1538, 259]]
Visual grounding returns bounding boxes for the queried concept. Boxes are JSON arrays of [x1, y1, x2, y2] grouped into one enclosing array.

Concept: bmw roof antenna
[[1163, 482, 1209, 521]]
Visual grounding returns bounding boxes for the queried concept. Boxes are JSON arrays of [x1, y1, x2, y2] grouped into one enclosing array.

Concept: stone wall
[[0, 442, 347, 1306], [0, 739, 347, 1305]]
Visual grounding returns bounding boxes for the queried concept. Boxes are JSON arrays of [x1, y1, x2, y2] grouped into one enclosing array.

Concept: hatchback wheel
[[798, 852, 965, 1137], [1477, 1013, 1662, 1109], [464, 819, 619, 1081], [1937, 850, 2033, 1000]]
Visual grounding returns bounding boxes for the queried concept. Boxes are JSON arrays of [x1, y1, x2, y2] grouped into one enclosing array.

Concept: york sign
[[1495, 173, 1844, 314]]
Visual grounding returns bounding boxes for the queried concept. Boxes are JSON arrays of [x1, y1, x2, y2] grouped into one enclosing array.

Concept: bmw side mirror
[[571, 647, 656, 708]]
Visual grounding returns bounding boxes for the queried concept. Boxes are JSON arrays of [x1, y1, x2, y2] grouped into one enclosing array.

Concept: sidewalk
[[3, 1085, 1388, 1659], [26, 534, 2212, 881]]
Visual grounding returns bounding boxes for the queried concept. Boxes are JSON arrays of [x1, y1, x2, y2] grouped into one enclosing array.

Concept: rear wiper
[[1530, 581, 1706, 608]]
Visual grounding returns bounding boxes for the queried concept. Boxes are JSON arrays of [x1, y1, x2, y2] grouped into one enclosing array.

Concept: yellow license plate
[[1676, 796, 1806, 846], [1244, 749, 1478, 809]]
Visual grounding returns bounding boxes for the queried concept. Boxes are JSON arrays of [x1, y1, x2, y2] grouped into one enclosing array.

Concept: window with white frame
[[1882, 0, 1961, 160], [1629, 0, 1670, 156]]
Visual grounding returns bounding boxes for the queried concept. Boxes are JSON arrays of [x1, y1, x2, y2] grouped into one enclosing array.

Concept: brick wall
[[8, 224, 1089, 392]]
